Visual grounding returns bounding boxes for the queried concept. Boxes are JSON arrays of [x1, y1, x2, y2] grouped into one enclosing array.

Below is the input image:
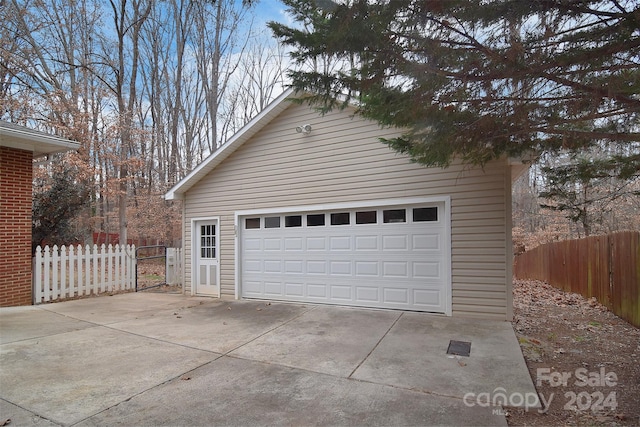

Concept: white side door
[[194, 220, 219, 296]]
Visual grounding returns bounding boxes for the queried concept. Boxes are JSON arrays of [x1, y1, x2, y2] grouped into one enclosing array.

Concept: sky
[[246, 0, 294, 37], [254, 0, 290, 24]]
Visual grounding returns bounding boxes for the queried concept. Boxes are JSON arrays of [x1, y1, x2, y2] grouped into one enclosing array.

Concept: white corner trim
[[443, 196, 452, 316], [234, 214, 240, 300]]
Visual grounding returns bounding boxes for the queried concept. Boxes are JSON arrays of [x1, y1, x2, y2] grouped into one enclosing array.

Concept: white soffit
[[0, 120, 79, 158]]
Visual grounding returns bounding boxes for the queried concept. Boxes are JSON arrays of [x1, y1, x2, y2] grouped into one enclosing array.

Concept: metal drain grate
[[447, 340, 471, 357]]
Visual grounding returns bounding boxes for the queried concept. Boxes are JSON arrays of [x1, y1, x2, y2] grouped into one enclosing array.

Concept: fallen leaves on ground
[[508, 279, 640, 426]]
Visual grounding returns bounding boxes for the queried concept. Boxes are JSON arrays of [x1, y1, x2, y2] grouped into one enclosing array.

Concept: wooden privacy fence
[[33, 244, 136, 304], [514, 231, 640, 328]]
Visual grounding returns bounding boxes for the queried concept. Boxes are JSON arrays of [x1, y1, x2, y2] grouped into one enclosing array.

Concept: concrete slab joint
[[0, 293, 538, 426]]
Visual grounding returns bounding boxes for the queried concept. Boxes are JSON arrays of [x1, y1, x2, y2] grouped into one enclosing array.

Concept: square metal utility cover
[[447, 340, 471, 357]]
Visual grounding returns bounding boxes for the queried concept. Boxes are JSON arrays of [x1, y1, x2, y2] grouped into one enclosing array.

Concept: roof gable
[[165, 89, 531, 202], [165, 88, 297, 200]]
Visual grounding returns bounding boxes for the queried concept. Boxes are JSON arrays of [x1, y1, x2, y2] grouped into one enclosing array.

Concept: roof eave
[[0, 121, 80, 158], [164, 88, 297, 201]]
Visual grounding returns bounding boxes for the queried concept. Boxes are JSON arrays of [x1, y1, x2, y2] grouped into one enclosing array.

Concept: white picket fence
[[166, 247, 183, 285], [33, 244, 137, 304]]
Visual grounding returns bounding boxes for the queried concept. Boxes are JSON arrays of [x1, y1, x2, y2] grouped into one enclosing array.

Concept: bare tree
[[221, 37, 288, 139], [192, 0, 254, 152], [1, 0, 289, 246], [1, 0, 109, 240], [107, 0, 152, 245]]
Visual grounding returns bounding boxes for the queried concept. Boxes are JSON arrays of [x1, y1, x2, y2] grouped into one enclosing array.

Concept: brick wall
[[0, 147, 33, 306]]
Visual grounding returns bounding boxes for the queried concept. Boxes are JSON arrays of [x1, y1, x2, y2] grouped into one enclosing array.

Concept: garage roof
[[0, 120, 79, 158], [165, 88, 296, 201]]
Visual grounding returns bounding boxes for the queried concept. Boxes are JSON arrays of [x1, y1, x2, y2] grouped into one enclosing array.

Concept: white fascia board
[[0, 121, 79, 157], [165, 88, 296, 200]]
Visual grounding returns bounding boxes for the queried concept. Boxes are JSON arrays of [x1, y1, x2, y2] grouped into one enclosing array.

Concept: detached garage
[[166, 89, 527, 320]]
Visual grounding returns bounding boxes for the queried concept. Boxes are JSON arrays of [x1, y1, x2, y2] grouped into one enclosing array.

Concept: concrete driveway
[[0, 293, 538, 426]]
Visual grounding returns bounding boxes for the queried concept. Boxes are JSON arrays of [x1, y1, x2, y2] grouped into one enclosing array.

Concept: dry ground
[[135, 260, 182, 292], [508, 279, 640, 426]]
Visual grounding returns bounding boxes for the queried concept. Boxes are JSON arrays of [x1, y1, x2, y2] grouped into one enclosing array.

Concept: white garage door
[[240, 202, 450, 313]]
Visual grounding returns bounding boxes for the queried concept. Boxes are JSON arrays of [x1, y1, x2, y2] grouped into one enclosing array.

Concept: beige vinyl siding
[[183, 103, 510, 319]]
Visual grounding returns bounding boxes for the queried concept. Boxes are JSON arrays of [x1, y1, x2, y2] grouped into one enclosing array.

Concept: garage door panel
[[284, 260, 304, 274], [356, 286, 380, 302], [329, 261, 351, 275], [413, 234, 440, 250], [383, 288, 409, 304], [330, 236, 352, 250], [307, 261, 327, 274], [284, 238, 303, 251], [355, 261, 379, 276], [307, 237, 326, 250], [244, 260, 261, 273], [413, 261, 442, 279], [244, 238, 262, 251], [354, 235, 378, 250], [264, 238, 281, 251], [240, 202, 449, 313], [382, 235, 408, 250], [413, 289, 442, 307], [382, 261, 409, 278], [285, 282, 304, 297], [308, 284, 328, 298], [264, 260, 282, 273], [243, 280, 262, 295], [331, 285, 352, 300], [264, 282, 283, 295]]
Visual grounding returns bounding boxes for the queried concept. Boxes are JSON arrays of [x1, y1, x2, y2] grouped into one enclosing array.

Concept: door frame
[[234, 196, 452, 315], [191, 216, 221, 297]]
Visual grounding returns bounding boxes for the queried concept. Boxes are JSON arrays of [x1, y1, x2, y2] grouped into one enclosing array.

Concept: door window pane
[[330, 212, 350, 225], [202, 248, 216, 258], [200, 224, 216, 259], [413, 207, 438, 222], [245, 217, 260, 229], [383, 209, 406, 223], [307, 214, 325, 226], [285, 215, 302, 227], [265, 216, 281, 228], [356, 211, 377, 224]]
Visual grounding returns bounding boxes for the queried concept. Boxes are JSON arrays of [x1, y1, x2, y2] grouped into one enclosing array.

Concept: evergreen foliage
[[32, 160, 90, 254], [269, 0, 640, 172]]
